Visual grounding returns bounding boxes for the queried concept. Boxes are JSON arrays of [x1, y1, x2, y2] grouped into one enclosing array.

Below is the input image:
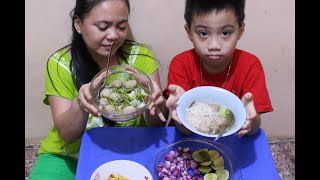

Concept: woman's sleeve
[[133, 45, 158, 76], [43, 52, 77, 105]]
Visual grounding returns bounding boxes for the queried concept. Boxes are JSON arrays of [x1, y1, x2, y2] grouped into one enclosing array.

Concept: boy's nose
[[208, 37, 221, 51]]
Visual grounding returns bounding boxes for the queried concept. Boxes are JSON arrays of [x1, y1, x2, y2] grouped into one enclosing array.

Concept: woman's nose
[[105, 28, 119, 41]]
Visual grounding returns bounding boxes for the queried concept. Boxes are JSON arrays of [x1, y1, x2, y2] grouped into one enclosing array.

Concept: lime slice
[[208, 150, 220, 161], [216, 169, 230, 180], [211, 164, 225, 170], [192, 148, 210, 162], [200, 160, 212, 166], [204, 173, 218, 180], [213, 156, 224, 166], [198, 166, 212, 174]]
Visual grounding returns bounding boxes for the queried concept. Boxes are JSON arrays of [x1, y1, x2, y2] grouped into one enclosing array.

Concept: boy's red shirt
[[164, 48, 273, 114]]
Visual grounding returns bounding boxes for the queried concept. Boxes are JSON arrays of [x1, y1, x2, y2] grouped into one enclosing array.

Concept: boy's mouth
[[207, 55, 222, 60]]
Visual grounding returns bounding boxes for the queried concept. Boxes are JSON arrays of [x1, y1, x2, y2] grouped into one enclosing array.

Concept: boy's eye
[[198, 31, 208, 38], [221, 31, 231, 37]]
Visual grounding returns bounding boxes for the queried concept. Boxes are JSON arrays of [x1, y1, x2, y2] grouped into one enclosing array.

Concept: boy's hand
[[169, 107, 191, 134], [166, 84, 186, 108], [166, 84, 191, 134], [237, 92, 261, 137], [166, 84, 185, 123]]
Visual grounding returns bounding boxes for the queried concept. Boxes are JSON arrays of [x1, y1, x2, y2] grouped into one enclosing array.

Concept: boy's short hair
[[184, 0, 245, 27]]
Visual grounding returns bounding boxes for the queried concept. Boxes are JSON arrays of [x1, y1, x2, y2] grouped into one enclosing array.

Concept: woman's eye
[[198, 31, 208, 38], [118, 26, 127, 31], [97, 26, 108, 31]]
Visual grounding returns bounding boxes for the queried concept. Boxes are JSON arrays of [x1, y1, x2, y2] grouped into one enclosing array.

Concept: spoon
[[105, 42, 114, 76], [98, 42, 114, 97], [214, 117, 235, 141]]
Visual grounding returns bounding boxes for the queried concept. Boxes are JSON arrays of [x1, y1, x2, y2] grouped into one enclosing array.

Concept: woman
[[28, 0, 168, 179]]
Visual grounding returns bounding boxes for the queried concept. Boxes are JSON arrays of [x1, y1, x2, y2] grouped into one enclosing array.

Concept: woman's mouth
[[101, 45, 112, 51]]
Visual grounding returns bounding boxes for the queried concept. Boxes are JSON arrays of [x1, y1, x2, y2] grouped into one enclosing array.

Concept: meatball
[[111, 79, 122, 88], [209, 104, 220, 112], [197, 120, 211, 133], [209, 121, 221, 134], [215, 116, 231, 127], [122, 106, 136, 114], [109, 92, 122, 102], [98, 98, 109, 107], [123, 80, 137, 88], [103, 105, 117, 113], [100, 88, 111, 98]]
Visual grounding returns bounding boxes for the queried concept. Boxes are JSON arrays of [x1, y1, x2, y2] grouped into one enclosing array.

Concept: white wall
[[25, 0, 295, 140]]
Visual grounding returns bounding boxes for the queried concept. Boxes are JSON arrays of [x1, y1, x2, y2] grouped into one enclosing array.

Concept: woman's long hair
[[46, 0, 157, 98], [46, 0, 160, 126]]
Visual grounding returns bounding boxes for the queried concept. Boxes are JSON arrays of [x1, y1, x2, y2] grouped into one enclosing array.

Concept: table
[[76, 127, 280, 180]]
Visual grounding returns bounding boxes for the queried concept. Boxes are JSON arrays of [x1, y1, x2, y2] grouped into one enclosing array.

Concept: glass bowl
[[90, 65, 153, 122], [154, 138, 241, 180]]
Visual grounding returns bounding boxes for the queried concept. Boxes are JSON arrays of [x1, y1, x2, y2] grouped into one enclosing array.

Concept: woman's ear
[[238, 22, 245, 40], [184, 24, 193, 42], [74, 17, 82, 34]]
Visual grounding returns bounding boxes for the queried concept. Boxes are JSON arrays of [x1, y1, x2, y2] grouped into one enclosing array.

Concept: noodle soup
[[176, 86, 246, 138], [186, 102, 234, 135]]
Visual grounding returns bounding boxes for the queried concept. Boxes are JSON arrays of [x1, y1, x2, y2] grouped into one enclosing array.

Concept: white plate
[[90, 160, 153, 180], [176, 86, 246, 138]]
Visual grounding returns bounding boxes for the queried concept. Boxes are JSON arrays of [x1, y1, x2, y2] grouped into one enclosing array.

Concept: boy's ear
[[238, 22, 245, 40], [74, 17, 82, 34], [184, 24, 193, 42]]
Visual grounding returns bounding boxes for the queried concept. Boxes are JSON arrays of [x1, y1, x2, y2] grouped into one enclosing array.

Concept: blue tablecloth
[[76, 127, 280, 180]]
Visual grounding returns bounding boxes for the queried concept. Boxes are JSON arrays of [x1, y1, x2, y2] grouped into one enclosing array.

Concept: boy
[[164, 0, 273, 137]]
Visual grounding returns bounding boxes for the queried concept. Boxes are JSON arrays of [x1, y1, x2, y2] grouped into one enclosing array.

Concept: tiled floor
[[25, 144, 39, 179], [25, 139, 295, 180], [268, 139, 295, 180]]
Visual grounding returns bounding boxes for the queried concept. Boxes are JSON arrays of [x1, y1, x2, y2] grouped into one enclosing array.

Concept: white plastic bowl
[[176, 86, 246, 138]]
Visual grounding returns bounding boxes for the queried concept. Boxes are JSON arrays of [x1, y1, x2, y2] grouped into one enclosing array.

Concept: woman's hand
[[148, 80, 166, 122], [237, 92, 261, 137], [77, 82, 101, 117], [48, 82, 100, 144], [166, 84, 191, 134]]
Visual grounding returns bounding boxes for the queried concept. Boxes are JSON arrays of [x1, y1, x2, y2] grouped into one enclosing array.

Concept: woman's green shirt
[[40, 43, 158, 159]]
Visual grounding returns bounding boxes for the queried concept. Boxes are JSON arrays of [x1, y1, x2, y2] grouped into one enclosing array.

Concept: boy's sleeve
[[163, 56, 193, 98], [242, 61, 273, 113]]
